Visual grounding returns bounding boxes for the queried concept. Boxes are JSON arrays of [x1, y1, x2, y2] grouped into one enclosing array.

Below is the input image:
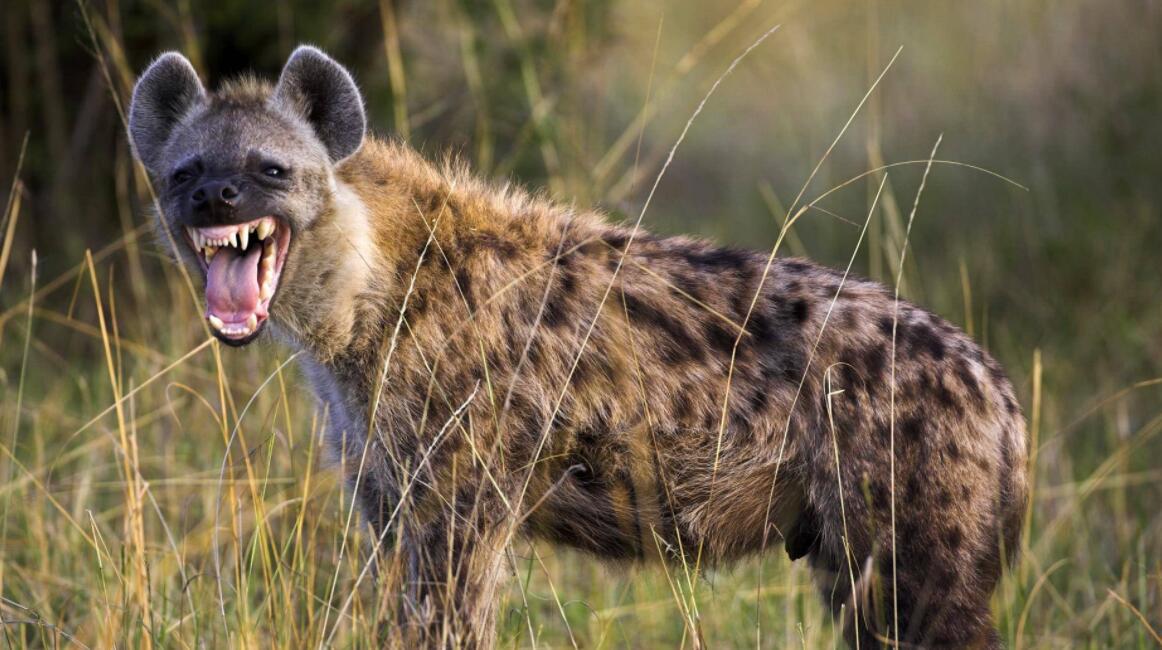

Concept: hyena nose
[[191, 181, 242, 214]]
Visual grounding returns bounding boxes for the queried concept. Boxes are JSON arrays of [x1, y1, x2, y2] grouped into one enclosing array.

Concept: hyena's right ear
[[128, 53, 206, 174], [271, 45, 366, 163]]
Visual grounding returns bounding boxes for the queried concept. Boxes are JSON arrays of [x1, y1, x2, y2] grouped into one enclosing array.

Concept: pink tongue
[[206, 244, 263, 322]]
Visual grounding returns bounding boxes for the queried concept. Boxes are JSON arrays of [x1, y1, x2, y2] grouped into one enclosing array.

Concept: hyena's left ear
[[272, 45, 366, 162], [129, 52, 206, 174]]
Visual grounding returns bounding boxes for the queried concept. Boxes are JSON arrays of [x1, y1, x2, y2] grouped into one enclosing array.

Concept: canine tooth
[[208, 314, 224, 331], [256, 220, 274, 240], [229, 231, 239, 248], [239, 227, 249, 250], [246, 314, 257, 331], [204, 246, 217, 261], [260, 280, 272, 301]]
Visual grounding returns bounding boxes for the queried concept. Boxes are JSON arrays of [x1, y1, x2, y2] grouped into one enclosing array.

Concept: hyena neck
[[272, 173, 386, 363]]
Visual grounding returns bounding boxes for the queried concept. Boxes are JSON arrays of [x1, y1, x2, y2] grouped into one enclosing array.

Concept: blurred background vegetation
[[1, 0, 1160, 647]]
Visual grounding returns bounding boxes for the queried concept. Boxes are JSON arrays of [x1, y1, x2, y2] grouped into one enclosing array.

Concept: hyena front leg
[[378, 485, 511, 650]]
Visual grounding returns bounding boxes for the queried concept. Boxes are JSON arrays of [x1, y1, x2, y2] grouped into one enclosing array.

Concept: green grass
[[0, 0, 1160, 647]]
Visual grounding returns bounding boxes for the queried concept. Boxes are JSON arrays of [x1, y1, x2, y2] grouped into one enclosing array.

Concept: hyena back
[[129, 46, 1028, 648]]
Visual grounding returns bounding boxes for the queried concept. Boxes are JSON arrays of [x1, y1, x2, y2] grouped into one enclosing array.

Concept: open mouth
[[184, 216, 291, 344]]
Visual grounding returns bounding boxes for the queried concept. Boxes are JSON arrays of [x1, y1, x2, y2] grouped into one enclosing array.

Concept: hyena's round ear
[[128, 52, 206, 174], [272, 45, 366, 163]]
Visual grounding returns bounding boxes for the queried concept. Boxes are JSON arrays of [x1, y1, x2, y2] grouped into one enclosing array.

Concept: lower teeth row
[[208, 313, 259, 336]]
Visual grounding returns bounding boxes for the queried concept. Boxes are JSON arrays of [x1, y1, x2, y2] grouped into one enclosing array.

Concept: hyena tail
[[1000, 421, 1031, 570]]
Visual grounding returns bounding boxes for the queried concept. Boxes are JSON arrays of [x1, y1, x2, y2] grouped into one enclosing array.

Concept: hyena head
[[128, 46, 366, 346]]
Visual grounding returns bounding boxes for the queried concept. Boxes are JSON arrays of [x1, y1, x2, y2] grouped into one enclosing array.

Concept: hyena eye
[[263, 165, 288, 178], [171, 169, 194, 184]]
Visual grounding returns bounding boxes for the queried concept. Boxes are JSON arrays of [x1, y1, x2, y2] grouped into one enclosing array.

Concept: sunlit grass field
[[1, 0, 1160, 647]]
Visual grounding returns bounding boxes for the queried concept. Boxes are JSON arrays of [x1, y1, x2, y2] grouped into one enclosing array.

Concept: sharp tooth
[[260, 280, 272, 301], [256, 220, 274, 241], [239, 227, 249, 250], [246, 314, 258, 331], [204, 246, 217, 261], [208, 315, 224, 331], [229, 231, 239, 248], [185, 226, 198, 247]]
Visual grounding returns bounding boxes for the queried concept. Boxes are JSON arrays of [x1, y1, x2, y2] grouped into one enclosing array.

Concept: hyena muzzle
[[129, 45, 1029, 648]]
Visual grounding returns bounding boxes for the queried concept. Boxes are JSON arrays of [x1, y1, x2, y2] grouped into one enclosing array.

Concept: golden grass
[[0, 1, 1159, 648]]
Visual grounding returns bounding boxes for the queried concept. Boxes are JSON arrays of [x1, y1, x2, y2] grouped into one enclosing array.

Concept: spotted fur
[[131, 48, 1029, 649]]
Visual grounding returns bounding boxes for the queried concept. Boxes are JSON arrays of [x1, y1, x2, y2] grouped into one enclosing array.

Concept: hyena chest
[[298, 356, 371, 461]]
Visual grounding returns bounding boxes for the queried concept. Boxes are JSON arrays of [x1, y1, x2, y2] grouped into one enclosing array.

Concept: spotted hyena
[[128, 46, 1029, 648]]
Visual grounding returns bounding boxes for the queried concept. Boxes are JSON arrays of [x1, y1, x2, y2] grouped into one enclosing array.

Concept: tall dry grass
[[0, 0, 1160, 647]]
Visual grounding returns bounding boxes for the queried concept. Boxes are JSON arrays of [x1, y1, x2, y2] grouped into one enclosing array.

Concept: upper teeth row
[[186, 219, 275, 252]]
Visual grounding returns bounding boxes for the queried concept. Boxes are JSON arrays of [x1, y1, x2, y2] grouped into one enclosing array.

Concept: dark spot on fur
[[485, 349, 506, 374], [622, 292, 704, 363], [570, 355, 594, 388], [685, 246, 750, 271], [475, 232, 520, 259], [602, 231, 628, 250], [946, 526, 963, 550], [570, 352, 613, 389], [772, 348, 808, 385], [783, 260, 810, 275], [526, 338, 544, 366], [454, 268, 476, 312], [541, 297, 569, 328], [878, 316, 895, 338], [858, 345, 888, 385], [947, 440, 962, 460], [672, 273, 705, 304], [937, 487, 954, 507], [840, 309, 858, 329], [901, 417, 926, 442], [705, 321, 736, 354], [747, 311, 776, 346], [954, 362, 985, 407], [936, 378, 963, 414], [907, 323, 946, 360], [748, 385, 770, 415], [790, 298, 810, 324], [870, 480, 890, 509], [907, 475, 923, 499]]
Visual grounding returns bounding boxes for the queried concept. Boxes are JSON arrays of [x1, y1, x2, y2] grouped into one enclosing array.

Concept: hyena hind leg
[[809, 536, 1004, 649]]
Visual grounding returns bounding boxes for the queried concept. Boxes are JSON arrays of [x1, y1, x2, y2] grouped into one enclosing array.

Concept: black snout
[[190, 180, 242, 217]]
